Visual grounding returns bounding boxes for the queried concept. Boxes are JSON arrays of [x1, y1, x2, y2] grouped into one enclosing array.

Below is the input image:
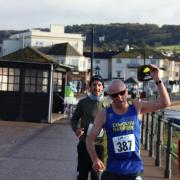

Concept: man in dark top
[[71, 75, 105, 180]]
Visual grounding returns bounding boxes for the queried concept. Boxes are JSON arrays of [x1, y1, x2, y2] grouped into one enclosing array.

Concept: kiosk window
[[24, 69, 48, 93], [0, 67, 20, 91]]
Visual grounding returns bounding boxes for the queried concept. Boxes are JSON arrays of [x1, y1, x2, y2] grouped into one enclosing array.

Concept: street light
[[142, 48, 146, 92], [82, 27, 95, 77], [88, 26, 105, 77], [179, 64, 180, 93], [90, 27, 94, 77]]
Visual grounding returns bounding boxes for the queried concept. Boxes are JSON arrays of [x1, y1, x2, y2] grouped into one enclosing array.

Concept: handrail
[[172, 122, 180, 129], [142, 111, 180, 178], [55, 92, 64, 101]]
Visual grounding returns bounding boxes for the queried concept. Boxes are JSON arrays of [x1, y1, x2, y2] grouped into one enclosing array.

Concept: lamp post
[[90, 27, 94, 77], [143, 48, 146, 92], [84, 26, 105, 78], [179, 64, 180, 93]]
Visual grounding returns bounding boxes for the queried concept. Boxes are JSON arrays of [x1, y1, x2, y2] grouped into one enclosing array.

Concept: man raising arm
[[86, 64, 171, 180]]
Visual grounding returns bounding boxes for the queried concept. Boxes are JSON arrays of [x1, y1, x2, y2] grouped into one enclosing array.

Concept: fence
[[55, 92, 77, 117], [141, 111, 180, 178]]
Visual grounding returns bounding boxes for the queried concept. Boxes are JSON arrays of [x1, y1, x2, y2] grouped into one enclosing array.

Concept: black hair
[[89, 75, 104, 87]]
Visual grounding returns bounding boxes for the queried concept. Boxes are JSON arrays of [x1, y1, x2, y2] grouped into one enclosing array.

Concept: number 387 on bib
[[112, 134, 135, 153]]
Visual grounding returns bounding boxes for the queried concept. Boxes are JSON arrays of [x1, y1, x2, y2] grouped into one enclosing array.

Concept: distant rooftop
[[83, 51, 120, 59], [38, 43, 81, 56]]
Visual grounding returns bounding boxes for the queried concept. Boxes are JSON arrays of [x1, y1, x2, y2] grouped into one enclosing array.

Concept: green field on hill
[[156, 45, 180, 53]]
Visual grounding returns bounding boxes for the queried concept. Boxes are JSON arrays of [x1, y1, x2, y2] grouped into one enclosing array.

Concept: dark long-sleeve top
[[71, 95, 104, 145]]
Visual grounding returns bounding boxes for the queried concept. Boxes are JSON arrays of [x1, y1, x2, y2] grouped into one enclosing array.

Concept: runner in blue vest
[[86, 64, 171, 180]]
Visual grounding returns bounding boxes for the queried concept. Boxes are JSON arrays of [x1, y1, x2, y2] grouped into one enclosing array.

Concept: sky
[[0, 0, 180, 30]]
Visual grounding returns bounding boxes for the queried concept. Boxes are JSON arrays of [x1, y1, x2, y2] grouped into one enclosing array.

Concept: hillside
[[1, 23, 180, 51], [155, 45, 180, 53], [65, 23, 180, 51]]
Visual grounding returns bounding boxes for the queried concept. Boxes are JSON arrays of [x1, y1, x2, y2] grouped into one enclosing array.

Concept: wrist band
[[155, 80, 162, 85]]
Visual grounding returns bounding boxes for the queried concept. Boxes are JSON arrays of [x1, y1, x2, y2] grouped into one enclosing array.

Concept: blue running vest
[[104, 104, 143, 176]]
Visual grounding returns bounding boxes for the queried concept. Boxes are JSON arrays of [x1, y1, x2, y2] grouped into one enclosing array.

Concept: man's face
[[110, 88, 128, 108], [90, 80, 104, 96], [108, 81, 128, 108]]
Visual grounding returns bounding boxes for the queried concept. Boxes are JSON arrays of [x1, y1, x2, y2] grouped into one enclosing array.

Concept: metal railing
[[141, 111, 180, 178], [55, 92, 77, 117]]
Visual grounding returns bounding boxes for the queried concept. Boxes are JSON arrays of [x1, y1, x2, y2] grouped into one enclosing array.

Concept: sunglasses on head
[[109, 89, 126, 98]]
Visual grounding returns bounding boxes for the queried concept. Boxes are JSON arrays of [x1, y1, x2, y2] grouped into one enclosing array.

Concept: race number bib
[[112, 134, 135, 153]]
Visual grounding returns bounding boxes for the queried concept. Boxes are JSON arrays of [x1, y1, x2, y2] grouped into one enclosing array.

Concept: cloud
[[0, 0, 180, 30]]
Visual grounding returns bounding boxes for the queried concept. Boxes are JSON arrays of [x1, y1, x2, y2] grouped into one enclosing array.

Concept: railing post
[[155, 114, 162, 167], [164, 119, 172, 178], [149, 112, 155, 157], [141, 115, 145, 145], [145, 113, 149, 150], [178, 140, 180, 174]]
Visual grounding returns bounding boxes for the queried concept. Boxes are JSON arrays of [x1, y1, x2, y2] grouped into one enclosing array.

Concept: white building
[[84, 48, 179, 92], [83, 51, 120, 80], [39, 43, 88, 72], [1, 24, 84, 56]]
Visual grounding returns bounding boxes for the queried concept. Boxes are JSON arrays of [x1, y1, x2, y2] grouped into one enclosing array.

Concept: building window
[[35, 41, 44, 46], [83, 61, 86, 69], [130, 59, 137, 65], [71, 59, 78, 66], [151, 59, 156, 64], [53, 72, 62, 92], [116, 59, 122, 63], [130, 70, 136, 77], [95, 60, 100, 64], [24, 69, 48, 93], [0, 67, 20, 91], [116, 71, 121, 78], [95, 66, 100, 75]]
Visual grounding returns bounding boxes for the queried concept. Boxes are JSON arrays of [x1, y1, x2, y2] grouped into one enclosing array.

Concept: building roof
[[39, 43, 81, 56], [1, 47, 56, 64], [83, 51, 120, 59], [0, 47, 73, 70], [113, 49, 165, 59]]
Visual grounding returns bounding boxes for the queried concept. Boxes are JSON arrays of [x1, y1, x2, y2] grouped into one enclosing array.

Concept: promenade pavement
[[0, 120, 78, 180], [0, 118, 179, 180]]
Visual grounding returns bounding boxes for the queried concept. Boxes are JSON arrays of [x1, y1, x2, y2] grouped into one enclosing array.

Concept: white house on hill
[[39, 43, 88, 72], [1, 24, 84, 56]]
